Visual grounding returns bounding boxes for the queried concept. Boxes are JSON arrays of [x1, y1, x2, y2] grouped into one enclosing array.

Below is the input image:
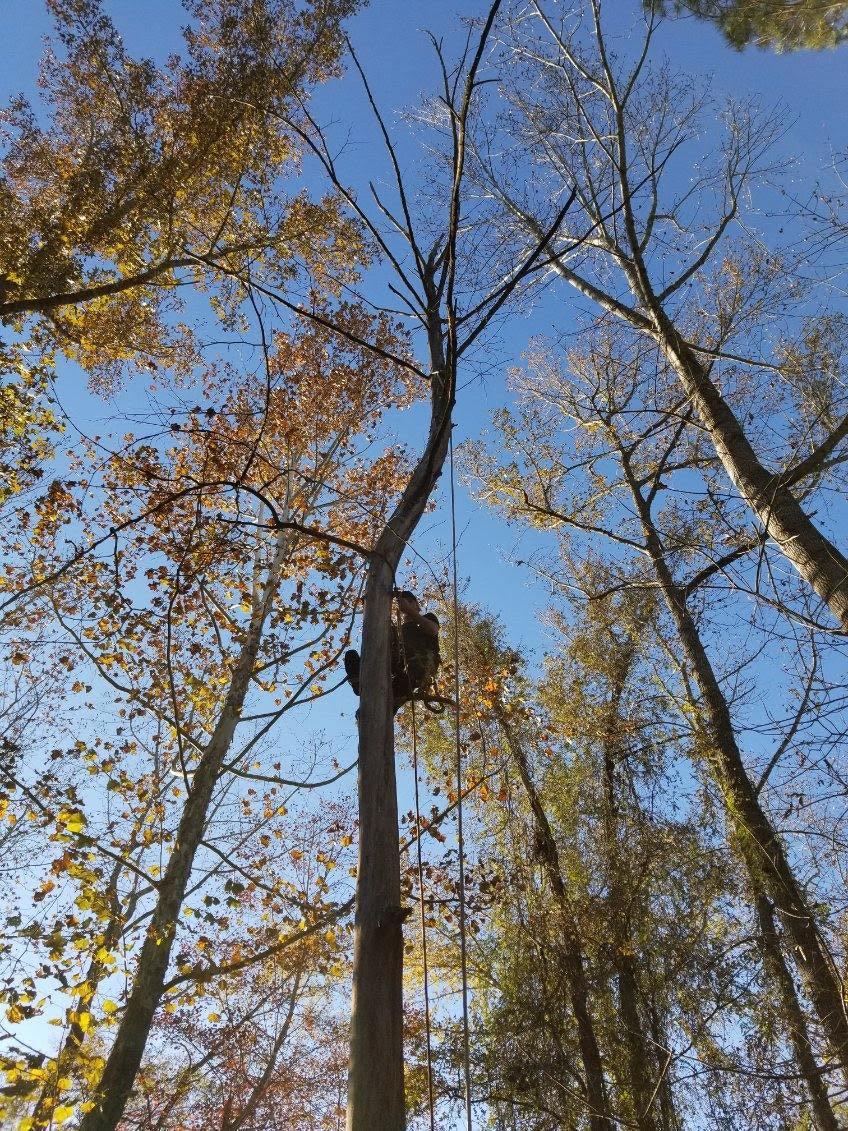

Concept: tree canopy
[[651, 0, 848, 50], [2, 2, 848, 1129]]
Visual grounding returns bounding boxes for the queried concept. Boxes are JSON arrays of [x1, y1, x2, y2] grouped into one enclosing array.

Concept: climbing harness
[[419, 689, 448, 715], [392, 606, 450, 716]]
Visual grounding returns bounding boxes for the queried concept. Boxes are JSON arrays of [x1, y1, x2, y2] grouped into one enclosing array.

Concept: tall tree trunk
[[620, 452, 848, 1080], [601, 731, 660, 1131], [596, 652, 661, 1131], [79, 536, 290, 1131], [653, 317, 848, 631], [616, 956, 659, 1131], [612, 81, 848, 631], [30, 862, 129, 1129], [497, 711, 614, 1131], [755, 894, 840, 1131], [346, 345, 454, 1131], [345, 11, 536, 1113], [346, 557, 406, 1131], [647, 996, 678, 1131]]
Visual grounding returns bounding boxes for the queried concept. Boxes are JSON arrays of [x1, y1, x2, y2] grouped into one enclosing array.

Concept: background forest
[[2, 1, 848, 1128]]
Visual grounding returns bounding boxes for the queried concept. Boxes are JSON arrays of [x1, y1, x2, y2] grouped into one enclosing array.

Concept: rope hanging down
[[450, 428, 474, 1131], [406, 427, 473, 1131], [410, 697, 436, 1131]]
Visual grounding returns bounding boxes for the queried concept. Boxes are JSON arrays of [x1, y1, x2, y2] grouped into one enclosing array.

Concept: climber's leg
[[344, 649, 361, 696], [392, 669, 414, 714]]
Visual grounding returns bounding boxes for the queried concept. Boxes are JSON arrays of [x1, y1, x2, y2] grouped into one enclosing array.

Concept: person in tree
[[344, 590, 441, 713]]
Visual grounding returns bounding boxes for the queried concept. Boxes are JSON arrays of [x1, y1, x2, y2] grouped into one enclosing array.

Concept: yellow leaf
[[78, 1011, 91, 1032], [207, 1011, 221, 1023], [58, 809, 86, 835], [102, 1000, 118, 1014], [54, 1106, 74, 1124]]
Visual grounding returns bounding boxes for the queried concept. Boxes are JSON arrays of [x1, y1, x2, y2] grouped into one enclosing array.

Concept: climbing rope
[[400, 428, 473, 1131], [449, 428, 474, 1131], [393, 601, 437, 1129], [410, 696, 436, 1131]]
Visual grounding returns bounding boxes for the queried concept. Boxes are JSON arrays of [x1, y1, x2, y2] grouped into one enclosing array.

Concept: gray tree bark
[[654, 317, 848, 631], [600, 689, 662, 1131], [346, 346, 454, 1131], [620, 450, 848, 1081], [497, 711, 615, 1131], [79, 535, 290, 1131], [755, 894, 840, 1131]]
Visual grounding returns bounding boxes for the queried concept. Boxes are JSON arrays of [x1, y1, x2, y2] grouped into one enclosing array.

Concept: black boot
[[344, 649, 361, 696]]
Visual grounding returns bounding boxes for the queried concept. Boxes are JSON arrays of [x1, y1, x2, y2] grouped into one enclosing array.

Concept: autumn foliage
[[4, 3, 848, 1130]]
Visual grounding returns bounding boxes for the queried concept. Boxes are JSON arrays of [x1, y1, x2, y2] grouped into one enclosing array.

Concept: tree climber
[[344, 590, 441, 714]]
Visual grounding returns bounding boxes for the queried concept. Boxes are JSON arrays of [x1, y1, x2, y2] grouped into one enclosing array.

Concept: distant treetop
[[649, 0, 848, 50]]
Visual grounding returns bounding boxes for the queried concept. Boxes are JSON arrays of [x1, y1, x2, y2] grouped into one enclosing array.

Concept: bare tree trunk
[[346, 559, 407, 1131], [497, 712, 614, 1131], [501, 6, 848, 631], [347, 351, 454, 1131], [79, 538, 289, 1131], [343, 13, 557, 1122], [755, 894, 841, 1131], [620, 451, 848, 1080], [653, 318, 848, 631]]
